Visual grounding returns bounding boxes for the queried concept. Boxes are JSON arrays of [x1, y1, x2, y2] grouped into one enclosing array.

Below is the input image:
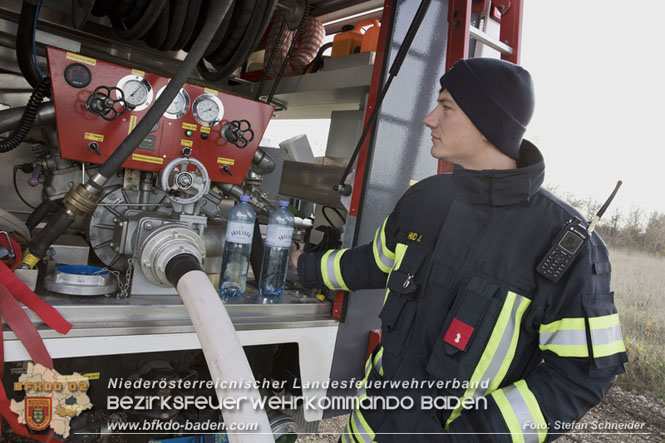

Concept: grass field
[[609, 248, 665, 400]]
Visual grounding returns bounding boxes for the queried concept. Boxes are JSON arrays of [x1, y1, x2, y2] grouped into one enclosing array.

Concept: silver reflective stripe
[[503, 384, 540, 443], [326, 249, 346, 290], [539, 329, 587, 347], [351, 410, 373, 443], [374, 354, 383, 373], [374, 226, 394, 270], [590, 325, 623, 346], [475, 294, 526, 398]]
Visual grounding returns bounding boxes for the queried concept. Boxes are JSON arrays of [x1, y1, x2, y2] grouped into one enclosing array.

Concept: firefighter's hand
[[289, 242, 304, 277]]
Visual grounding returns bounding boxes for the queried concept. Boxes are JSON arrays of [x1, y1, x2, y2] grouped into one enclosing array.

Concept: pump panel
[[46, 47, 274, 185]]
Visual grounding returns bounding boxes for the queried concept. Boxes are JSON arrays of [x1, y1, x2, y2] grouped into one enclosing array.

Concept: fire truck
[[0, 0, 523, 440]]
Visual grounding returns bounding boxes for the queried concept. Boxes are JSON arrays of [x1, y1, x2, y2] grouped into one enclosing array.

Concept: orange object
[[359, 20, 381, 53], [331, 24, 363, 57]]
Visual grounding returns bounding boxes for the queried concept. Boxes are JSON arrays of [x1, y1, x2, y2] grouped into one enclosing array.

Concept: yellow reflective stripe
[[539, 317, 586, 333], [334, 248, 350, 291], [491, 389, 525, 443], [373, 346, 384, 376], [372, 218, 395, 273], [342, 420, 354, 443], [492, 380, 547, 443], [515, 380, 547, 443], [382, 244, 407, 306], [393, 243, 407, 270], [353, 407, 376, 441], [492, 295, 531, 391], [593, 340, 627, 358], [321, 250, 334, 289], [589, 313, 621, 330], [445, 292, 530, 429], [539, 343, 589, 357], [320, 249, 349, 290], [539, 316, 589, 357]]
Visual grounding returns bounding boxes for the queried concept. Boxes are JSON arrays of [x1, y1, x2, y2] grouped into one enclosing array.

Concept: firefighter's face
[[423, 89, 487, 165]]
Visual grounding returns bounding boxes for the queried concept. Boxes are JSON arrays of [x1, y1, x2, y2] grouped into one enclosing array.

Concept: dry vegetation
[[610, 248, 665, 400]]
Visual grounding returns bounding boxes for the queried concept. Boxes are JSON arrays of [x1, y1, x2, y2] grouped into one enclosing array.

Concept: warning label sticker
[[131, 153, 164, 165], [66, 52, 96, 66], [84, 133, 104, 142], [217, 157, 235, 165]]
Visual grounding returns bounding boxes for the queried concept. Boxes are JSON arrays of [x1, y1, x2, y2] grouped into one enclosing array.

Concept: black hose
[[165, 253, 203, 287], [267, 0, 310, 104], [0, 77, 50, 153], [159, 0, 189, 51], [172, 0, 202, 52], [26, 0, 234, 262], [25, 198, 51, 231], [113, 0, 167, 41], [145, 0, 170, 49], [196, 0, 270, 82], [99, 0, 233, 178], [16, 1, 44, 90]]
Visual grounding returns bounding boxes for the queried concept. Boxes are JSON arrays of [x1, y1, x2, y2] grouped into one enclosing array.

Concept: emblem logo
[[25, 396, 52, 431]]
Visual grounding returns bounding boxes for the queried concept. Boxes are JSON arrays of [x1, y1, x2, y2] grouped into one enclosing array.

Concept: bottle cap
[[279, 200, 289, 207], [239, 195, 250, 202]]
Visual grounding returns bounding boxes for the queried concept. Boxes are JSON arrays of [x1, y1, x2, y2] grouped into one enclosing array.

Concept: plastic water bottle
[[219, 195, 255, 300], [258, 200, 294, 297]]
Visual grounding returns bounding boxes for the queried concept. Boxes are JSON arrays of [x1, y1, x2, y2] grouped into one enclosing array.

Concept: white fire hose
[[176, 270, 273, 442]]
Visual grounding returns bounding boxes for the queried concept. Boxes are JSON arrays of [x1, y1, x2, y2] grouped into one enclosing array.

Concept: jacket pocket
[[379, 243, 429, 356], [426, 275, 503, 384], [583, 292, 628, 371]]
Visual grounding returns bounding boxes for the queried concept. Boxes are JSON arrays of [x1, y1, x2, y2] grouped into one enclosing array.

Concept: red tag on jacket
[[443, 318, 475, 350]]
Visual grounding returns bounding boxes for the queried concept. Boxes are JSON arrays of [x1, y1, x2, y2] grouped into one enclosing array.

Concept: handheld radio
[[537, 181, 623, 282]]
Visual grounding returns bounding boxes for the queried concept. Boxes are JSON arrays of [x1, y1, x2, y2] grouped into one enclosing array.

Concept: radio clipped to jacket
[[537, 181, 623, 283]]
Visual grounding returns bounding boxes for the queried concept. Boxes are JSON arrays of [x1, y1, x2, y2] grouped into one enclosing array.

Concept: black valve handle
[[222, 119, 254, 148], [86, 86, 131, 121]]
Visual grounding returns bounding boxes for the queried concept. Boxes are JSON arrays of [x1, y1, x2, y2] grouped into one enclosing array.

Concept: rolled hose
[[196, 0, 275, 82], [16, 1, 44, 90], [165, 254, 273, 441], [25, 0, 234, 261], [0, 77, 51, 153]]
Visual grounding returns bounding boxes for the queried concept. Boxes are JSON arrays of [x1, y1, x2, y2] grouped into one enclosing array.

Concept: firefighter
[[291, 58, 627, 442]]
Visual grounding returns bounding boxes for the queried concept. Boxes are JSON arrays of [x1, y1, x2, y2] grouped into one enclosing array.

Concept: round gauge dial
[[157, 86, 190, 119], [192, 94, 224, 127], [115, 75, 153, 111], [64, 63, 91, 88]]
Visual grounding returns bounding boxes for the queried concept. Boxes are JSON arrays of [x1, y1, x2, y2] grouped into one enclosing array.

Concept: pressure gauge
[[116, 74, 153, 111], [157, 86, 190, 119], [192, 94, 224, 127]]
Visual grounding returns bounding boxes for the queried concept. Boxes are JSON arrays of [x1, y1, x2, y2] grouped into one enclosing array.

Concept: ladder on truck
[[439, 0, 524, 173]]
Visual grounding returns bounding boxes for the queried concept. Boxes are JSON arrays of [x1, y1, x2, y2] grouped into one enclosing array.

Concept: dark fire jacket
[[298, 141, 628, 443]]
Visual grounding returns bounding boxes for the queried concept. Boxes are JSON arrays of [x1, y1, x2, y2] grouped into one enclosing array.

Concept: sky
[[264, 1, 664, 220], [520, 1, 664, 218]]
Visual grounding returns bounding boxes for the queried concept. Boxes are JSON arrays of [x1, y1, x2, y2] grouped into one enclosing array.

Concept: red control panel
[[46, 47, 274, 185]]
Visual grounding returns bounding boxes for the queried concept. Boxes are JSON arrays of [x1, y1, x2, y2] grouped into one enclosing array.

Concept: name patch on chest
[[407, 232, 422, 243], [443, 318, 475, 350]]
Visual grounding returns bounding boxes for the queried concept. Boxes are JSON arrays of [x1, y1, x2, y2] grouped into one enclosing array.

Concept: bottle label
[[225, 221, 254, 245], [266, 225, 294, 248]]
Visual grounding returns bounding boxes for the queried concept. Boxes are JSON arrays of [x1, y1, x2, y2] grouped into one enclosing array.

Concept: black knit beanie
[[439, 58, 535, 160]]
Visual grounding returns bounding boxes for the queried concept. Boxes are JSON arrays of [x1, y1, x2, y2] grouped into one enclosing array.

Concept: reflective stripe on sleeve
[[538, 317, 589, 357], [445, 291, 531, 428], [372, 218, 395, 273], [589, 313, 626, 357], [373, 346, 384, 376], [491, 380, 547, 443], [320, 249, 350, 291], [349, 408, 375, 443]]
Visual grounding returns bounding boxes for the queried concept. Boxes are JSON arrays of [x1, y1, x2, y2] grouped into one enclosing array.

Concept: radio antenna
[[588, 180, 622, 234]]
